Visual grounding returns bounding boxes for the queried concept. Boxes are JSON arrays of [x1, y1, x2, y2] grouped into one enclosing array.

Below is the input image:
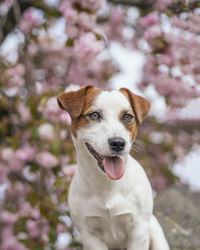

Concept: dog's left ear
[[57, 85, 94, 119], [120, 88, 151, 125]]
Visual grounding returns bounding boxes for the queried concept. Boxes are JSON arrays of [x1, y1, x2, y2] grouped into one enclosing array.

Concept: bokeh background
[[0, 0, 200, 249]]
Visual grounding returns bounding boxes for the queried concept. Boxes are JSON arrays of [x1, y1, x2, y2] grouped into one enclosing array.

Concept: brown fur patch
[[119, 109, 138, 140], [57, 85, 94, 118], [57, 85, 101, 137], [70, 87, 102, 137], [119, 88, 151, 125]]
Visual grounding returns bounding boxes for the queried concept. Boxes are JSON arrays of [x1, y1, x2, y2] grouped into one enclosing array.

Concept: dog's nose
[[108, 137, 126, 152]]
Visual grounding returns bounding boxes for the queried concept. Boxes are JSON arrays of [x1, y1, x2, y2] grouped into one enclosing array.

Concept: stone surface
[[154, 184, 200, 250], [72, 184, 200, 250]]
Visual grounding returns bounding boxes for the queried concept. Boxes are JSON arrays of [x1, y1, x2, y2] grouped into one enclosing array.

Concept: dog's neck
[[73, 141, 129, 192]]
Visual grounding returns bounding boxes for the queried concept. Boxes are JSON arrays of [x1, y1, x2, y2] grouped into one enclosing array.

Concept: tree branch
[[108, 0, 152, 8]]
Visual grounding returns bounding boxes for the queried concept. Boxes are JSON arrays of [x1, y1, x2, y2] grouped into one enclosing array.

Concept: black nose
[[108, 137, 126, 152]]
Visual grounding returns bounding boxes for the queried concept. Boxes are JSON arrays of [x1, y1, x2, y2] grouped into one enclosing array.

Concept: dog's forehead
[[93, 90, 130, 111]]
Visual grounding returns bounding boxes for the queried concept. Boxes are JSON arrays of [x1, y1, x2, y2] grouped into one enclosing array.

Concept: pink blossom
[[38, 123, 55, 141], [73, 32, 104, 64], [0, 164, 7, 183], [1, 235, 28, 250], [15, 146, 36, 162], [60, 155, 70, 166], [140, 13, 159, 28], [60, 112, 71, 125], [26, 219, 39, 238], [17, 103, 31, 123], [30, 208, 40, 220], [157, 54, 173, 66], [1, 211, 18, 225], [23, 8, 42, 25], [56, 223, 66, 233], [1, 148, 15, 161], [60, 1, 78, 25], [188, 21, 200, 34], [105, 9, 124, 42], [78, 12, 96, 30], [62, 164, 77, 177], [60, 129, 67, 139], [42, 96, 66, 123], [172, 16, 188, 30], [66, 25, 80, 39], [36, 151, 58, 168], [143, 25, 162, 41], [4, 64, 25, 89], [19, 7, 43, 34], [194, 75, 200, 84], [156, 0, 174, 10]]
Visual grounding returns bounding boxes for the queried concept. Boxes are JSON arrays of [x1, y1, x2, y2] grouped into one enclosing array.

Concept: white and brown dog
[[57, 85, 169, 250]]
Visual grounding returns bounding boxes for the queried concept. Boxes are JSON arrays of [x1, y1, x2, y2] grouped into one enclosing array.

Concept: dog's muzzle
[[85, 143, 125, 180]]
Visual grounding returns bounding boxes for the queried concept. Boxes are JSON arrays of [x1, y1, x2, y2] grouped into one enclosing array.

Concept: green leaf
[[27, 193, 38, 206], [66, 39, 74, 46], [14, 216, 27, 233], [54, 176, 66, 189]]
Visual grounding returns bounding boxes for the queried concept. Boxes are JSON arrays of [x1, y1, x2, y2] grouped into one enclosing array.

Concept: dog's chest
[[84, 193, 135, 248]]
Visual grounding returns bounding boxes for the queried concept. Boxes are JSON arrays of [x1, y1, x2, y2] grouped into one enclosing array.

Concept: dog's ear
[[57, 85, 94, 118], [120, 88, 151, 125]]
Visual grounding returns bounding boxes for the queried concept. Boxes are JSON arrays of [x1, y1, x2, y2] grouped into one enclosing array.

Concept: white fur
[[68, 90, 170, 250]]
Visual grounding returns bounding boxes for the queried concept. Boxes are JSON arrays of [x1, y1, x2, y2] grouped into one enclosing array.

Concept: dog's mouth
[[85, 143, 125, 180]]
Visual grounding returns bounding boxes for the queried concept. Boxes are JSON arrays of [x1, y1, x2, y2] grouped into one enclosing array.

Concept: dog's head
[[57, 85, 150, 180]]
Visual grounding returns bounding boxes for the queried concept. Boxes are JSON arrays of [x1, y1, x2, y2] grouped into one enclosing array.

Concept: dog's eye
[[88, 111, 100, 120], [123, 113, 134, 122]]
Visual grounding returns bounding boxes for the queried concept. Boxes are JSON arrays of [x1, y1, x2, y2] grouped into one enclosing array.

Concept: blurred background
[[0, 0, 200, 249]]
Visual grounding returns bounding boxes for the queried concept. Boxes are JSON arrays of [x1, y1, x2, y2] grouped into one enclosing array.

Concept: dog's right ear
[[57, 85, 94, 119]]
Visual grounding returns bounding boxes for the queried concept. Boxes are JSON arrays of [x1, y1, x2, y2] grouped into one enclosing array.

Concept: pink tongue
[[104, 156, 125, 180]]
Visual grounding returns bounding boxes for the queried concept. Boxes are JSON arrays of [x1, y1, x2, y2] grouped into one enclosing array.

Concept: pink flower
[[42, 96, 63, 122], [19, 7, 43, 34], [0, 164, 7, 183], [26, 219, 39, 238], [59, 112, 71, 125], [140, 13, 159, 28], [61, 2, 78, 25], [143, 25, 162, 41], [1, 235, 28, 250], [15, 149, 27, 161], [172, 16, 188, 30], [17, 103, 31, 123], [156, 0, 174, 10], [78, 12, 96, 30], [1, 211, 18, 225], [4, 64, 25, 89], [73, 32, 104, 64], [38, 123, 55, 141], [36, 151, 58, 168], [30, 208, 40, 220], [66, 25, 80, 39], [15, 146, 36, 162], [62, 164, 77, 177], [1, 148, 15, 161], [56, 223, 66, 233]]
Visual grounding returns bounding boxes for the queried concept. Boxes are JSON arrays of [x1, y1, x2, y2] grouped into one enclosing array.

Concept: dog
[[57, 85, 170, 250]]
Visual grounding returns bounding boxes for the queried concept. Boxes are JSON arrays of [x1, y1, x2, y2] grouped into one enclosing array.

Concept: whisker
[[131, 140, 145, 152], [130, 146, 141, 153], [133, 139, 145, 146]]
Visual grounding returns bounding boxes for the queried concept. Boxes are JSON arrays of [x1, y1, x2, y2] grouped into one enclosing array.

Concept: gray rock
[[154, 184, 200, 250]]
